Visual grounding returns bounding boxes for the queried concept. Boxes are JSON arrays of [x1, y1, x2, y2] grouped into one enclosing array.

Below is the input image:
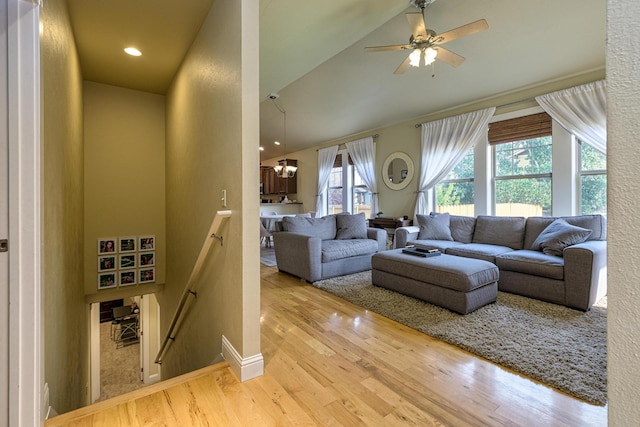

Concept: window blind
[[333, 153, 353, 168], [488, 112, 552, 145]]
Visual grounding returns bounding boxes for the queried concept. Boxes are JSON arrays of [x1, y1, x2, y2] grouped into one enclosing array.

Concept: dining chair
[[259, 220, 273, 247]]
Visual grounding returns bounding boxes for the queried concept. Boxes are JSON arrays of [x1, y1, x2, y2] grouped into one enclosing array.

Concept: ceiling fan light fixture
[[424, 47, 438, 65], [409, 49, 422, 67]]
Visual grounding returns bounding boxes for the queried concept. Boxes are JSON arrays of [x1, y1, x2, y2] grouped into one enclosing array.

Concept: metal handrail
[[155, 210, 231, 365]]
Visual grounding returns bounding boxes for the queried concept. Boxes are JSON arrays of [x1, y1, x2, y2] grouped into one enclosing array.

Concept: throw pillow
[[336, 213, 368, 239], [530, 218, 593, 257], [416, 212, 453, 241]]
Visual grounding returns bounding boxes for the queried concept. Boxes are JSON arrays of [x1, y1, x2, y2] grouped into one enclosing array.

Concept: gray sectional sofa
[[273, 213, 387, 283], [395, 214, 607, 311]]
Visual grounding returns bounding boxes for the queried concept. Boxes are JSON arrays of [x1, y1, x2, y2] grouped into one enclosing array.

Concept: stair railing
[[155, 210, 232, 365]]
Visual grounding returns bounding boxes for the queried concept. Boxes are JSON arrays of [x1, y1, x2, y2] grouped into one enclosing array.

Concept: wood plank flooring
[[46, 265, 607, 426]]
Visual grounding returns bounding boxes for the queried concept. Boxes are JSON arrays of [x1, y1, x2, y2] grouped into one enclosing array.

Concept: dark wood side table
[[368, 218, 413, 249], [368, 217, 413, 230]]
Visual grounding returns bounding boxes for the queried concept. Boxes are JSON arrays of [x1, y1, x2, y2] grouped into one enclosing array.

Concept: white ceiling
[[66, 0, 606, 161]]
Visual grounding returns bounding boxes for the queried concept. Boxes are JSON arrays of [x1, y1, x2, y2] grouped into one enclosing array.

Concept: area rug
[[260, 246, 277, 267], [312, 271, 607, 406]]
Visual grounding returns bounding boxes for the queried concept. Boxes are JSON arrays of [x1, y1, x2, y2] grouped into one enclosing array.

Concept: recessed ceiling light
[[259, 146, 264, 151], [274, 141, 281, 145], [124, 47, 142, 57]]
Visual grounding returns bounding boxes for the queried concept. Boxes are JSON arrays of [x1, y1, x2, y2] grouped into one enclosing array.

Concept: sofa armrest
[[272, 232, 322, 282], [394, 226, 420, 249], [367, 227, 388, 252], [563, 240, 607, 310]]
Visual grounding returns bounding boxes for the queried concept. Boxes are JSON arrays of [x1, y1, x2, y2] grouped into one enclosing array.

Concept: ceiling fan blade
[[433, 19, 489, 44], [406, 12, 427, 39], [394, 54, 412, 75], [364, 44, 411, 52], [434, 46, 465, 67]]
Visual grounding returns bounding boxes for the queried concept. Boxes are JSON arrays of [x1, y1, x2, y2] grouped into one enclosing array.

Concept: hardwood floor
[[46, 265, 607, 426]]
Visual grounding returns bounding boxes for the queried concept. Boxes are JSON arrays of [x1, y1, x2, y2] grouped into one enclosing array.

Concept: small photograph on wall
[[139, 252, 155, 267], [119, 270, 136, 286], [119, 237, 137, 253], [139, 235, 155, 251], [98, 255, 116, 272], [139, 268, 155, 284], [119, 254, 136, 270], [98, 273, 117, 290], [98, 238, 117, 255]]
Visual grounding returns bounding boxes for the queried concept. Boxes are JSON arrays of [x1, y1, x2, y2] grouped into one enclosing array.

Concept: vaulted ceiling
[[66, 0, 605, 160]]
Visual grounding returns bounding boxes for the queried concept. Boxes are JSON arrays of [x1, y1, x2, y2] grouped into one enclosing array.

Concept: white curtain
[[414, 107, 496, 218], [535, 80, 606, 154], [346, 136, 378, 218], [316, 145, 339, 217]]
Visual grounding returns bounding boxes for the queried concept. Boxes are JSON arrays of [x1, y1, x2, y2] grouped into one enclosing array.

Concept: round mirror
[[382, 152, 414, 190]]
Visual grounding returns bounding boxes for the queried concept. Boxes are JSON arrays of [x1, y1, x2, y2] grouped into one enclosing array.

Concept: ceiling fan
[[365, 0, 488, 74]]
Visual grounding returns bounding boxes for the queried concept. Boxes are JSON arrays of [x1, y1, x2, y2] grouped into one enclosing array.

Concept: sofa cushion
[[450, 215, 476, 243], [530, 218, 592, 257], [282, 215, 336, 240], [473, 216, 526, 249], [445, 243, 514, 263], [321, 239, 379, 262], [416, 213, 453, 241], [496, 250, 565, 280], [336, 213, 367, 239]]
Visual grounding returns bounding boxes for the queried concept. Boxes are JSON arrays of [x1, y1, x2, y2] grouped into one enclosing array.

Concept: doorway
[[90, 293, 161, 403]]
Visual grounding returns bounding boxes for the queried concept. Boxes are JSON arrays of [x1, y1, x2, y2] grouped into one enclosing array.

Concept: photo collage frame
[[97, 235, 156, 290]]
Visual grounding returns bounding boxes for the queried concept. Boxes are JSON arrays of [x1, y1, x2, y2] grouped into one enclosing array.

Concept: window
[[326, 152, 372, 216], [579, 142, 607, 215], [327, 162, 343, 215], [490, 113, 553, 217], [435, 149, 474, 216], [352, 172, 372, 218]]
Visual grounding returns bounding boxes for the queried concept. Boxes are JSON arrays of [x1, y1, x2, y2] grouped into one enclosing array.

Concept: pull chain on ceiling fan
[[365, 0, 488, 75]]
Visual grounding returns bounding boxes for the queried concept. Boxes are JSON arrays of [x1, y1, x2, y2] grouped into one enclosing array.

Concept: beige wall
[[40, 0, 87, 413], [83, 82, 166, 296], [271, 69, 605, 220], [607, 0, 640, 423], [162, 0, 260, 378]]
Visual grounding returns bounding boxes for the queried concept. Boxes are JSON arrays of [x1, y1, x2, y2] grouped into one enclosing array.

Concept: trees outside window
[[352, 172, 372, 218], [432, 112, 605, 218], [435, 149, 474, 216], [326, 151, 371, 216], [327, 164, 343, 214], [580, 143, 607, 215], [494, 136, 553, 216]]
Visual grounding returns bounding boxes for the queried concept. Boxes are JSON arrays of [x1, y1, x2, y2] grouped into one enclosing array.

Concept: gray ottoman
[[371, 250, 499, 314]]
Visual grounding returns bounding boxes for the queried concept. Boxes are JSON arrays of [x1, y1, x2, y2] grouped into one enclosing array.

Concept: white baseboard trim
[[221, 335, 264, 382], [147, 373, 160, 385]]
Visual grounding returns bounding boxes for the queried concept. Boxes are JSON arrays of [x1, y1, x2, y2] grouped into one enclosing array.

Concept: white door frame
[[7, 0, 43, 425], [141, 294, 161, 384], [89, 304, 101, 403], [1, 1, 10, 425]]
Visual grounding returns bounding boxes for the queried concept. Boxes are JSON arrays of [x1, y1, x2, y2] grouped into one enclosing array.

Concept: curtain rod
[[414, 98, 536, 128], [316, 134, 379, 151]]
